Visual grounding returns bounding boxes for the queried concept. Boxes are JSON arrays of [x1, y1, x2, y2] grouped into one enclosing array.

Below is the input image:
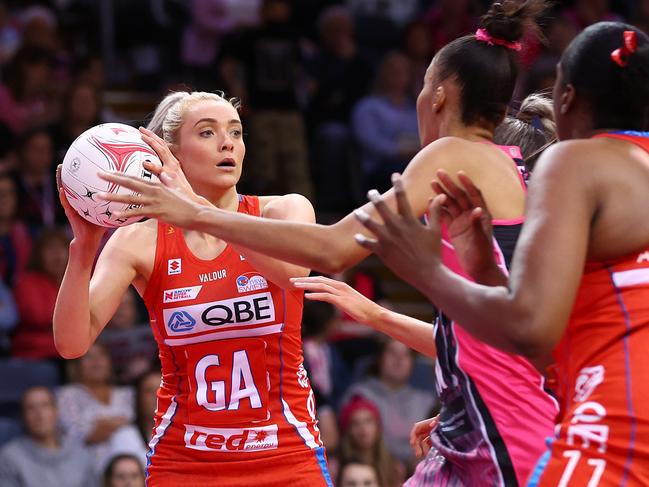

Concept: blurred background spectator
[[0, 171, 31, 287], [98, 287, 157, 385], [134, 369, 161, 448], [338, 395, 403, 487], [337, 461, 381, 487], [342, 338, 436, 469], [102, 453, 145, 487], [352, 50, 419, 193], [57, 343, 147, 473], [0, 386, 96, 487], [11, 228, 68, 361], [12, 127, 64, 232]]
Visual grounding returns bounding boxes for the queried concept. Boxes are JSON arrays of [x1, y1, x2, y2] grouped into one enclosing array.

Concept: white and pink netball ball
[[60, 123, 160, 227]]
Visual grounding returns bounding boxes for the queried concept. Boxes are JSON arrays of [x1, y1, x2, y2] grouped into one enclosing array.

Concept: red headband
[[475, 28, 522, 51], [611, 31, 637, 67]]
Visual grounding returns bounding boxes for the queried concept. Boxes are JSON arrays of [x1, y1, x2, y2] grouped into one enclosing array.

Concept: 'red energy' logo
[[184, 424, 278, 452]]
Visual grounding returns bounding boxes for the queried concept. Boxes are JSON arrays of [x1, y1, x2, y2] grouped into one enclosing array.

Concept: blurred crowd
[[0, 0, 646, 486]]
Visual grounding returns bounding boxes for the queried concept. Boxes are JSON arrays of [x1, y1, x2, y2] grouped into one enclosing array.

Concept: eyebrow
[[193, 118, 242, 127]]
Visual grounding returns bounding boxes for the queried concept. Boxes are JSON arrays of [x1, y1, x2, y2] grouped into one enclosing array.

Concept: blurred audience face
[[0, 176, 17, 222], [261, 0, 290, 24], [378, 52, 411, 96], [40, 234, 69, 282], [138, 370, 161, 417], [106, 456, 145, 487], [22, 7, 58, 52], [319, 8, 355, 54], [348, 408, 380, 451], [22, 387, 58, 442], [68, 83, 100, 126], [109, 289, 138, 330], [20, 131, 53, 175], [78, 343, 112, 385], [339, 463, 381, 487], [404, 22, 432, 61], [379, 340, 413, 388]]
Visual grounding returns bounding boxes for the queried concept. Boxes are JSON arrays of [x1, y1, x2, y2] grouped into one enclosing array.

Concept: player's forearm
[[372, 307, 437, 357], [53, 241, 98, 359], [420, 264, 542, 357], [193, 206, 360, 274]]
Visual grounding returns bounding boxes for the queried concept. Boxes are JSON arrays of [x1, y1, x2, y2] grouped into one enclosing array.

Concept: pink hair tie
[[611, 30, 637, 67], [475, 28, 522, 51]]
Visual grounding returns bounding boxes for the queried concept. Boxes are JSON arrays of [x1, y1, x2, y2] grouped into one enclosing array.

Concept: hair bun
[[481, 0, 546, 43]]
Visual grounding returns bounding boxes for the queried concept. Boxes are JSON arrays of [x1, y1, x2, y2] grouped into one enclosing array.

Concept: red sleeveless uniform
[[530, 133, 649, 486], [142, 195, 332, 486]]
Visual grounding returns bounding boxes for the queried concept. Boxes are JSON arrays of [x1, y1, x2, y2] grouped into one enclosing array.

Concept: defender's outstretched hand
[[290, 275, 382, 325], [138, 127, 211, 206], [97, 171, 204, 229], [353, 173, 445, 292], [431, 170, 502, 284]]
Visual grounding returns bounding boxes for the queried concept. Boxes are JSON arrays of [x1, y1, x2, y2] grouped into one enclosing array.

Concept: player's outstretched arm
[[291, 275, 436, 357], [98, 139, 466, 274], [54, 174, 140, 358]]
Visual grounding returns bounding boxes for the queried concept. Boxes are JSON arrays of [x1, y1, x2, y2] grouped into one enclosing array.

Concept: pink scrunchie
[[475, 28, 522, 51]]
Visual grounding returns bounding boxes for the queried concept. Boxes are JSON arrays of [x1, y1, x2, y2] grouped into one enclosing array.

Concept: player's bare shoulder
[[258, 194, 315, 222], [104, 218, 158, 275]]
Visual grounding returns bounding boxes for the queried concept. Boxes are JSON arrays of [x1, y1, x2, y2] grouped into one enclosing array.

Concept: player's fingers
[[142, 159, 164, 176], [436, 170, 471, 210], [431, 180, 462, 218], [366, 189, 399, 230], [426, 194, 446, 236], [303, 292, 339, 304], [354, 208, 387, 239], [291, 280, 338, 295], [96, 191, 147, 206], [112, 206, 147, 220], [354, 233, 380, 253], [55, 164, 63, 191], [458, 171, 488, 209], [98, 171, 151, 192], [392, 173, 416, 222]]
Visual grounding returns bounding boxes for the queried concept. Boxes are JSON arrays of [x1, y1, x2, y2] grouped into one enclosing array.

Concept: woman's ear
[[559, 84, 575, 115], [433, 86, 446, 113]]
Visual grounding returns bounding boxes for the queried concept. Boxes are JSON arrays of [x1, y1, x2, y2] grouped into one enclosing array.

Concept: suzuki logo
[[168, 311, 196, 332], [168, 258, 182, 275]]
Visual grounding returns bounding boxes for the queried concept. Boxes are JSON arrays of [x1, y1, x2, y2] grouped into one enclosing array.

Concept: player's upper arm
[[506, 142, 598, 356], [86, 226, 146, 337]]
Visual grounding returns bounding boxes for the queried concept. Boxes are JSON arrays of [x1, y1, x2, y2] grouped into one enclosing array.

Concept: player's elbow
[[508, 319, 557, 359], [55, 339, 88, 359], [53, 323, 91, 359]]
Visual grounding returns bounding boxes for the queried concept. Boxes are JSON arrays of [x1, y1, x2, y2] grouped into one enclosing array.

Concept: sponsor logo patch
[[574, 365, 605, 403], [184, 424, 278, 452], [236, 273, 268, 293], [167, 311, 196, 332], [167, 258, 182, 275], [199, 269, 227, 283], [163, 285, 202, 303], [163, 292, 276, 335]]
